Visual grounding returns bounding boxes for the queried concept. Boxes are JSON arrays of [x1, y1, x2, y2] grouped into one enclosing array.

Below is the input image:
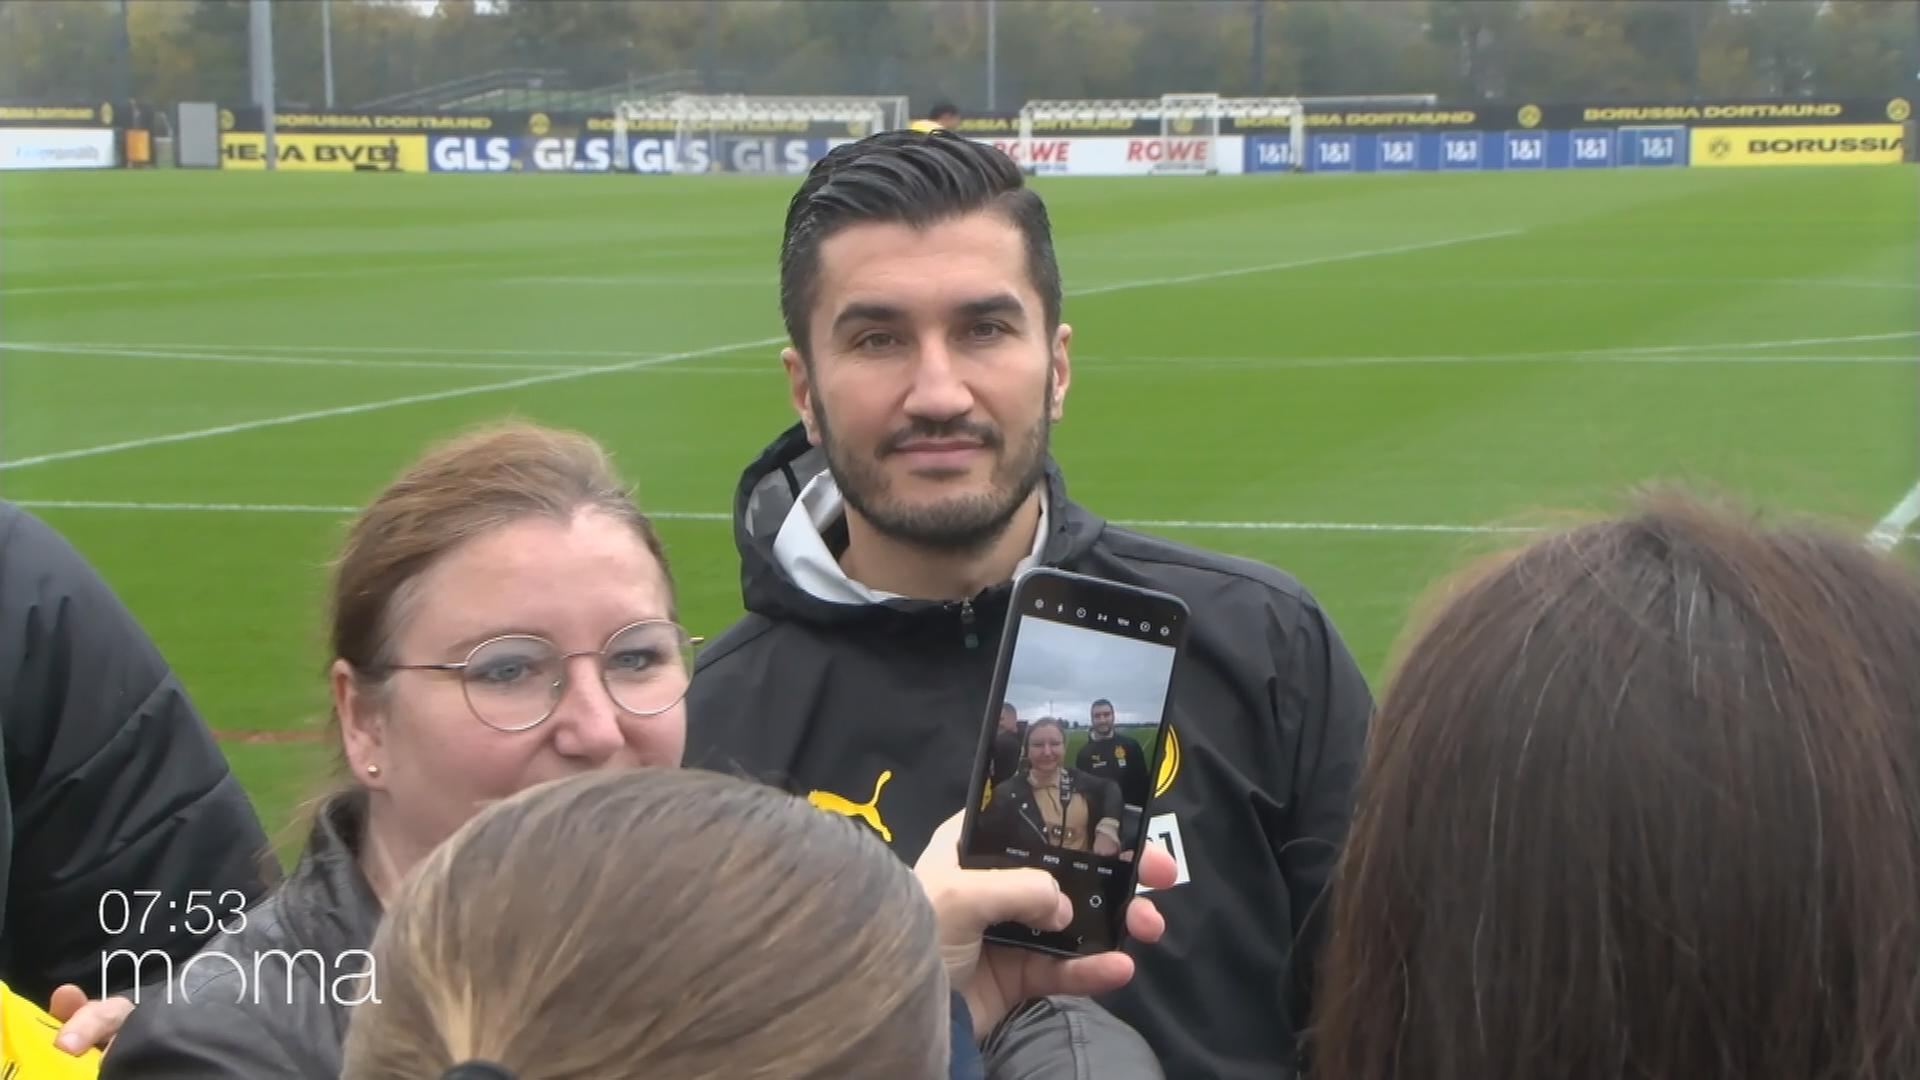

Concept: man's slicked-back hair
[[778, 129, 1062, 357]]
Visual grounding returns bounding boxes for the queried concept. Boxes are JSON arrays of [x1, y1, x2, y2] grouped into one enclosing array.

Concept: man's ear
[[1049, 323, 1073, 422], [782, 346, 821, 445], [332, 659, 388, 792]]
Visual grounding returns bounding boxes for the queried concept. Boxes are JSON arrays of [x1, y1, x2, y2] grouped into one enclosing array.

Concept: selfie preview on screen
[[969, 606, 1176, 880]]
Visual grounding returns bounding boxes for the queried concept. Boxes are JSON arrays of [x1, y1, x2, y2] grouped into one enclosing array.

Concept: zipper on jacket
[[959, 598, 979, 650]]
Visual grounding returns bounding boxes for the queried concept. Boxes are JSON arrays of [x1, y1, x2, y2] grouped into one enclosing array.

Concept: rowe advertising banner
[[980, 135, 1246, 175]]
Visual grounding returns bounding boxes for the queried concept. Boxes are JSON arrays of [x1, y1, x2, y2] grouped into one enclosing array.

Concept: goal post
[[1015, 94, 1306, 175], [1157, 93, 1222, 174], [611, 94, 908, 174]]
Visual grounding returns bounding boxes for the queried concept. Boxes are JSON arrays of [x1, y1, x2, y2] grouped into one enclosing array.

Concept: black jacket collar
[[272, 790, 384, 958]]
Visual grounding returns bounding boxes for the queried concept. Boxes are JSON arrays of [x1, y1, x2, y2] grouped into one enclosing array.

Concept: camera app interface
[[969, 600, 1176, 947]]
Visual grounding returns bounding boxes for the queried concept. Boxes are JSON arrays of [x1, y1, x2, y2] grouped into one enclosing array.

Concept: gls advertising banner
[[1689, 124, 1905, 167], [428, 134, 825, 173]]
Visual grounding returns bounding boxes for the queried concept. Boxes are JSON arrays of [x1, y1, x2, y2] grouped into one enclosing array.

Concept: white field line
[[0, 261, 511, 297], [0, 335, 787, 472], [500, 275, 774, 287], [2, 232, 1525, 470], [1866, 483, 1920, 552], [1077, 331, 1920, 368], [1073, 353, 1915, 370], [5, 232, 1516, 301], [1603, 331, 1918, 354], [0, 342, 593, 374], [8, 344, 1910, 378], [526, 352, 1918, 377], [0, 249, 723, 297], [26, 499, 1908, 549], [14, 500, 730, 522], [13, 499, 1547, 536], [24, 326, 1911, 380], [1071, 230, 1524, 297], [1319, 276, 1912, 292], [2, 340, 673, 360]]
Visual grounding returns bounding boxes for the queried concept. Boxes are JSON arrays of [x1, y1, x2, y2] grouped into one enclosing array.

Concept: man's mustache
[[879, 420, 1003, 456]]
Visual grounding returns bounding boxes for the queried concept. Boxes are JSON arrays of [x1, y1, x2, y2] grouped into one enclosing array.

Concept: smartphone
[[959, 567, 1189, 956]]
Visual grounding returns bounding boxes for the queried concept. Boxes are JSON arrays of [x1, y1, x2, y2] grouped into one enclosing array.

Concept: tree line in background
[[3, 0, 1916, 113]]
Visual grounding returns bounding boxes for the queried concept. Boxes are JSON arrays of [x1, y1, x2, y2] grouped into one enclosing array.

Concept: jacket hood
[[729, 422, 1104, 626]]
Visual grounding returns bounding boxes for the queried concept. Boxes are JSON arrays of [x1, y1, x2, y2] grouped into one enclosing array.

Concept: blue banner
[[1245, 127, 1694, 173], [1618, 126, 1687, 166]]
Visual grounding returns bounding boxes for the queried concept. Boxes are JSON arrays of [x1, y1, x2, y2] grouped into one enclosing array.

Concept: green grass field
[[1, 165, 1914, 850]]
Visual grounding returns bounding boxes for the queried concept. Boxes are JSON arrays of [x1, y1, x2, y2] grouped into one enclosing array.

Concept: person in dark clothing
[[978, 718, 1122, 856], [987, 703, 1023, 788], [1073, 699, 1151, 811], [101, 424, 1166, 1080], [0, 500, 277, 1013], [684, 129, 1374, 1079]]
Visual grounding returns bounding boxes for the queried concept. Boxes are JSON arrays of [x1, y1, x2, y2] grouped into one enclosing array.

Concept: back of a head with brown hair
[[1313, 490, 1920, 1080], [339, 767, 950, 1080]]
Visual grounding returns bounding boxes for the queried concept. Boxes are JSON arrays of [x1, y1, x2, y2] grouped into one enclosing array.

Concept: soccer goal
[[1015, 94, 1307, 175], [611, 94, 910, 174]]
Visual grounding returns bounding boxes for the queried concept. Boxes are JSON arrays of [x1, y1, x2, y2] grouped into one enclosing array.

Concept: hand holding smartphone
[[959, 568, 1188, 957]]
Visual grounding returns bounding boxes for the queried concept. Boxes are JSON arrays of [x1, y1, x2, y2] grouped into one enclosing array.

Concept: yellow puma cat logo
[[808, 771, 893, 843]]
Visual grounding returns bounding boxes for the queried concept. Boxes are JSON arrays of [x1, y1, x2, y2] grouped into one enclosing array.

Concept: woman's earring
[[366, 764, 382, 778]]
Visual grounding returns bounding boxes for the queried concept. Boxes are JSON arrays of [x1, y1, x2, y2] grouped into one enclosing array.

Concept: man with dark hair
[[688, 129, 1372, 1079], [1075, 698, 1150, 810], [989, 702, 1024, 786], [911, 101, 961, 132]]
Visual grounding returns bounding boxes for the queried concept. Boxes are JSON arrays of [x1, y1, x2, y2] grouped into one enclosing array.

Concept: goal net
[[1016, 93, 1306, 175], [611, 94, 909, 174]]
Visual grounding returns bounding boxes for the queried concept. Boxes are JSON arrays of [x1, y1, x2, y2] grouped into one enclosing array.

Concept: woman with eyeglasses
[[97, 422, 1170, 1080]]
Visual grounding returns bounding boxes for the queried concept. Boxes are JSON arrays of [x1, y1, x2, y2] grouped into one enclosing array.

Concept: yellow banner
[[1691, 124, 1905, 167], [220, 133, 428, 171]]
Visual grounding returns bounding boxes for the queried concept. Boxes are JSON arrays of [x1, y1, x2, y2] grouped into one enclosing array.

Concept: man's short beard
[[813, 371, 1052, 555]]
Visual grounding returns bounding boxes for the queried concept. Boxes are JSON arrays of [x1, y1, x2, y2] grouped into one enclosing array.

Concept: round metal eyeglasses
[[389, 620, 699, 733]]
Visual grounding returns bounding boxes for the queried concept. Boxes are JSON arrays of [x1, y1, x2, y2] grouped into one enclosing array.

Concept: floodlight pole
[[249, 0, 277, 169], [114, 0, 133, 108], [1250, 0, 1265, 94], [986, 0, 998, 113], [322, 0, 336, 110]]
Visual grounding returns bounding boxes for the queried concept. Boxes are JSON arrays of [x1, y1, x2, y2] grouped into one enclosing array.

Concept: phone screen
[[962, 568, 1187, 955]]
